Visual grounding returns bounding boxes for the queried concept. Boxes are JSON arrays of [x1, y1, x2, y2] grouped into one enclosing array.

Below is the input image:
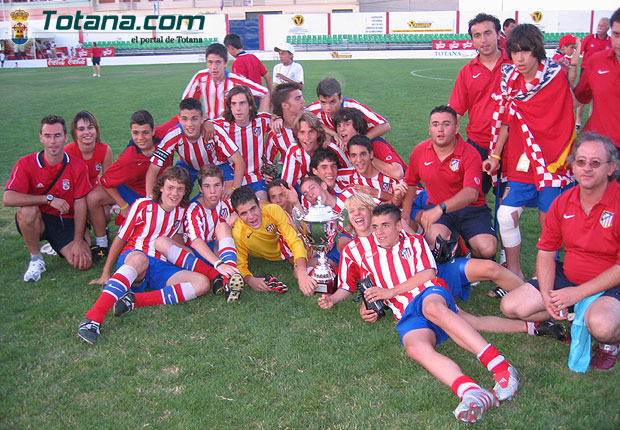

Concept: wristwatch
[[439, 203, 447, 214], [46, 194, 54, 205]]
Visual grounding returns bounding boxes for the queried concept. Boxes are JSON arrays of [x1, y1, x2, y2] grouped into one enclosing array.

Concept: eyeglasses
[[430, 121, 455, 128], [573, 159, 610, 169]]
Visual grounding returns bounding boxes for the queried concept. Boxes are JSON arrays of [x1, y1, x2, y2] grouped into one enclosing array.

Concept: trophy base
[[314, 276, 337, 295]]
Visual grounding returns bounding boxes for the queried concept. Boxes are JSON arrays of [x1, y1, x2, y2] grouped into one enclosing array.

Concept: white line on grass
[[409, 68, 455, 81]]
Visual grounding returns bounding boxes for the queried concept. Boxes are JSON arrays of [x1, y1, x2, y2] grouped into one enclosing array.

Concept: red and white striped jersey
[[182, 70, 268, 120], [346, 170, 403, 196], [306, 97, 388, 131], [282, 144, 352, 187], [184, 198, 233, 243], [213, 113, 271, 184], [151, 124, 238, 170], [265, 127, 296, 163], [281, 145, 310, 186], [118, 198, 186, 261], [338, 231, 438, 321]]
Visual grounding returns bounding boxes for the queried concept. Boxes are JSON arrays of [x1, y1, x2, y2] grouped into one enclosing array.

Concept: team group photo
[[1, 1, 620, 428]]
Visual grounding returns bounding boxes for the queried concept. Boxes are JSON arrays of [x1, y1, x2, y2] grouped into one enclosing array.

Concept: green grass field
[[1, 59, 618, 429]]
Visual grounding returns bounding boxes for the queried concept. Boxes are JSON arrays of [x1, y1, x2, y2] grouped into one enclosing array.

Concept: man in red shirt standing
[[574, 8, 620, 153], [223, 34, 272, 94], [91, 42, 101, 77], [3, 115, 93, 281], [577, 17, 611, 131], [449, 13, 511, 195], [501, 133, 620, 371]]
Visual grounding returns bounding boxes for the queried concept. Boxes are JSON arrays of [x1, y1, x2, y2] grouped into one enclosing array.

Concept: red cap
[[558, 34, 577, 47]]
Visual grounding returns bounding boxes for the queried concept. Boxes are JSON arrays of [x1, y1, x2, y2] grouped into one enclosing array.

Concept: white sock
[[95, 236, 108, 247], [30, 253, 43, 262]]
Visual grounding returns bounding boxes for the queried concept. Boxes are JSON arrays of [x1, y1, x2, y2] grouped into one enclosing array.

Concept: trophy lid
[[302, 196, 340, 223]]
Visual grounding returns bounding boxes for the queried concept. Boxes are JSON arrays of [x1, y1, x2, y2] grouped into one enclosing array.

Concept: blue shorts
[[117, 184, 143, 205], [116, 250, 183, 293], [529, 261, 620, 303], [245, 179, 267, 193], [191, 241, 216, 266], [409, 190, 429, 222], [396, 286, 458, 346], [437, 257, 471, 301], [501, 181, 563, 213], [176, 161, 235, 185]]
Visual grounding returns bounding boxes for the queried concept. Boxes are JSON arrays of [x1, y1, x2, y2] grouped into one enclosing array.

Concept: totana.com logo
[[43, 11, 207, 31]]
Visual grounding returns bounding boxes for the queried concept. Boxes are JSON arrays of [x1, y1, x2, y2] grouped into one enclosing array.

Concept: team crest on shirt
[[266, 223, 275, 232], [219, 207, 229, 218], [205, 142, 214, 151], [62, 179, 70, 190], [173, 220, 180, 230], [449, 158, 460, 172], [95, 162, 102, 172], [400, 247, 412, 259], [600, 211, 614, 228], [381, 183, 390, 192], [474, 177, 481, 185], [253, 127, 260, 136], [36, 182, 44, 188]]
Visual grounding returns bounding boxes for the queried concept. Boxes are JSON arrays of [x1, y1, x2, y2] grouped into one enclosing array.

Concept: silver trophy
[[293, 196, 342, 294]]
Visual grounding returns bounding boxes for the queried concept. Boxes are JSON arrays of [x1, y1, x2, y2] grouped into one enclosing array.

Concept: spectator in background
[[552, 34, 580, 86], [272, 42, 304, 89], [574, 9, 620, 150], [499, 18, 516, 49], [223, 33, 272, 93], [91, 42, 101, 77], [577, 17, 611, 132]]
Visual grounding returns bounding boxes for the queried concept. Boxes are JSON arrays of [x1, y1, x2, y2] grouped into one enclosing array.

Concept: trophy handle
[[339, 208, 349, 233]]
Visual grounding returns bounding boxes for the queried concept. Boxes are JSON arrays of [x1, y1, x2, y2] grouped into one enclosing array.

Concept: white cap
[[274, 42, 295, 54]]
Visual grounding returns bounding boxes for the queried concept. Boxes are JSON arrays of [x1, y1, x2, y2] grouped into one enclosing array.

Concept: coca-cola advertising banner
[[47, 58, 88, 67], [75, 47, 116, 58], [433, 40, 475, 50]]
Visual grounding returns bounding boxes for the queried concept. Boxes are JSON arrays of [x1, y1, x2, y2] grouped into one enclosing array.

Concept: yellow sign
[[292, 15, 304, 26], [408, 20, 432, 29], [531, 11, 543, 23]]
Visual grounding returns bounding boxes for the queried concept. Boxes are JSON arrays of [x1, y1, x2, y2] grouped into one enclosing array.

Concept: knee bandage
[[497, 205, 523, 247]]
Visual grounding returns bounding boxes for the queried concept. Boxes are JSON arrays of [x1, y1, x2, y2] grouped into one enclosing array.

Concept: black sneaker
[[77, 318, 100, 345], [113, 292, 135, 317], [90, 245, 109, 262], [225, 273, 244, 302], [212, 274, 225, 295], [535, 320, 567, 341]]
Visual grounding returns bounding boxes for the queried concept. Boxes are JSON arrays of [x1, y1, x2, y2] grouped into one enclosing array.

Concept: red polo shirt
[[5, 151, 92, 218], [449, 49, 511, 149], [574, 49, 620, 148], [580, 34, 611, 69], [538, 181, 620, 285], [404, 135, 485, 207], [232, 51, 267, 86]]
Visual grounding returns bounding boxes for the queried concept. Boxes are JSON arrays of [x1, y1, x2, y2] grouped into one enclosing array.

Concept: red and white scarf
[[490, 59, 573, 190]]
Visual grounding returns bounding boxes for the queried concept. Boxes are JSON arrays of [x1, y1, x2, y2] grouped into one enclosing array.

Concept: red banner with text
[[75, 47, 116, 58], [433, 40, 475, 50], [47, 58, 88, 67]]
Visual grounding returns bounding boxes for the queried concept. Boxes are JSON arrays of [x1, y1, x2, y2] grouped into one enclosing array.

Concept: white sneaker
[[93, 73, 97, 77], [493, 365, 519, 401], [40, 243, 57, 256], [453, 388, 499, 423], [24, 259, 46, 282]]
